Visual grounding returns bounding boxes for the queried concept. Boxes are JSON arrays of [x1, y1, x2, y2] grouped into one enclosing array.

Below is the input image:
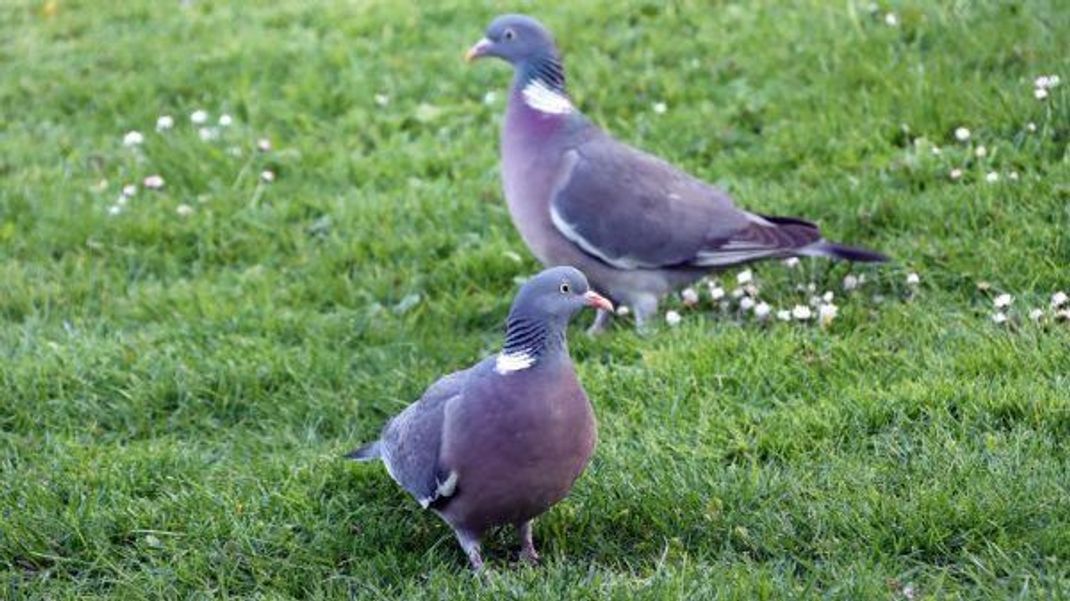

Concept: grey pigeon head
[[465, 14, 558, 67], [508, 266, 613, 330]]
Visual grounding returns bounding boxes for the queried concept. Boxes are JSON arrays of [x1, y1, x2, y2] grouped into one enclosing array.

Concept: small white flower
[[776, 309, 792, 321], [809, 296, 822, 307], [218, 113, 233, 127], [906, 272, 920, 286], [731, 287, 745, 299], [176, 204, 194, 217], [107, 204, 122, 216], [374, 93, 390, 107], [1035, 75, 1051, 89], [818, 303, 838, 326], [708, 284, 726, 301], [743, 284, 760, 297], [143, 175, 165, 189], [257, 138, 272, 152], [792, 305, 813, 321], [993, 293, 1013, 309], [754, 302, 771, 320], [954, 127, 971, 142], [991, 311, 1008, 324], [616, 305, 630, 316], [843, 274, 859, 291], [931, 145, 942, 156], [985, 171, 999, 184], [782, 257, 800, 269], [1051, 291, 1068, 308], [652, 101, 667, 114], [736, 269, 753, 285], [1056, 309, 1070, 322], [739, 297, 755, 311], [974, 145, 987, 158], [884, 12, 898, 26], [681, 287, 699, 306], [1029, 308, 1044, 321], [822, 291, 835, 303], [1035, 87, 1049, 101], [198, 127, 219, 141], [1008, 171, 1019, 181], [156, 115, 174, 131], [190, 109, 208, 124], [807, 282, 817, 293], [122, 130, 144, 146], [115, 195, 128, 206], [1049, 75, 1061, 87], [482, 91, 496, 105], [665, 310, 682, 326], [122, 184, 137, 197], [949, 168, 963, 181], [1027, 122, 1037, 132], [260, 169, 276, 183]]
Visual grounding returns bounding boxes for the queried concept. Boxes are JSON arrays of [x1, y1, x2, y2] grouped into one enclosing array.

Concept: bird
[[465, 14, 888, 333], [345, 266, 613, 570]]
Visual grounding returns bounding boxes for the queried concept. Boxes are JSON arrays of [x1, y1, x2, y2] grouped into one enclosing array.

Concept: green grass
[[2, 0, 1068, 598]]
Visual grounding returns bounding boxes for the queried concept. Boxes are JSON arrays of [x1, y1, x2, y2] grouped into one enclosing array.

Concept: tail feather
[[802, 240, 889, 263], [344, 440, 381, 462]]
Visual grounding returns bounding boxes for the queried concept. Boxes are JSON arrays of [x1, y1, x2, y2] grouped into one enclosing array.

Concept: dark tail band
[[805, 240, 889, 263]]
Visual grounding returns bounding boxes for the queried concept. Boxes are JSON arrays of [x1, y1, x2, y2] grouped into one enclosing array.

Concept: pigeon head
[[497, 267, 611, 372], [465, 14, 558, 67]]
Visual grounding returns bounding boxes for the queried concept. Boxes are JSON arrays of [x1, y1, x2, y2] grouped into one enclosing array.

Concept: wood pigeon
[[466, 14, 887, 332], [346, 266, 612, 570]]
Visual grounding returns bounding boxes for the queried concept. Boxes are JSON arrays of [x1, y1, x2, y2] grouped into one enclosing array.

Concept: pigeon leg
[[585, 308, 613, 337], [632, 295, 659, 333], [517, 520, 539, 565], [453, 528, 484, 571]]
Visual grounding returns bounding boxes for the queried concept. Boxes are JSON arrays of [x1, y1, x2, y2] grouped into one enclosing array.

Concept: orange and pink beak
[[583, 290, 614, 312], [465, 37, 493, 63]]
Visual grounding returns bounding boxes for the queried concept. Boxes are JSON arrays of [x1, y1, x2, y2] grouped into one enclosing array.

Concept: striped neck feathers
[[518, 54, 573, 115], [495, 315, 565, 375]]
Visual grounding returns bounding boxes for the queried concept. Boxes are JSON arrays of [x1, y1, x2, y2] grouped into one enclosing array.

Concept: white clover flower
[[257, 138, 272, 152], [792, 305, 813, 321], [743, 283, 760, 297], [218, 114, 233, 127], [931, 145, 942, 155], [754, 302, 771, 320], [652, 102, 667, 114], [843, 274, 859, 291], [906, 272, 920, 286], [818, 303, 838, 326], [809, 296, 822, 307], [807, 282, 817, 293], [822, 291, 835, 303], [616, 305, 630, 316], [122, 184, 137, 197], [739, 297, 756, 311], [1035, 88, 1049, 100], [1035, 75, 1051, 89], [776, 309, 792, 321], [115, 195, 128, 206], [156, 115, 174, 131], [1008, 171, 1019, 181], [991, 312, 1008, 325], [482, 91, 496, 105], [783, 257, 800, 269], [1051, 291, 1068, 308], [122, 130, 144, 147], [731, 287, 745, 299], [884, 12, 898, 26], [993, 293, 1013, 309], [665, 310, 682, 326], [198, 127, 219, 141], [985, 171, 999, 183], [954, 127, 971, 142], [374, 93, 390, 107], [107, 204, 122, 216], [974, 145, 987, 158], [1027, 122, 1037, 132], [709, 285, 726, 301], [736, 269, 753, 285], [681, 287, 699, 306], [949, 168, 963, 180], [1029, 308, 1044, 321], [176, 204, 194, 217], [260, 170, 276, 183], [143, 175, 165, 189], [190, 109, 208, 124], [1049, 75, 1061, 87]]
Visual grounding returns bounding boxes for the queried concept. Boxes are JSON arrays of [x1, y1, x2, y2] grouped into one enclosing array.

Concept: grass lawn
[[2, 0, 1068, 598]]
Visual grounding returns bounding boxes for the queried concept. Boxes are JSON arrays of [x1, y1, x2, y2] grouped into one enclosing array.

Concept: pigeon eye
[[559, 283, 571, 294], [503, 28, 516, 41]]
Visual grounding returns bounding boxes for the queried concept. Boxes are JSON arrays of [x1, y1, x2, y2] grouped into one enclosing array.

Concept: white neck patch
[[495, 351, 536, 374], [522, 79, 573, 115]]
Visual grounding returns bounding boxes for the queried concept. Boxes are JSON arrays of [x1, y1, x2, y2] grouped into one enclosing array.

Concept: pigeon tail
[[801, 240, 889, 263], [344, 441, 381, 462]]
